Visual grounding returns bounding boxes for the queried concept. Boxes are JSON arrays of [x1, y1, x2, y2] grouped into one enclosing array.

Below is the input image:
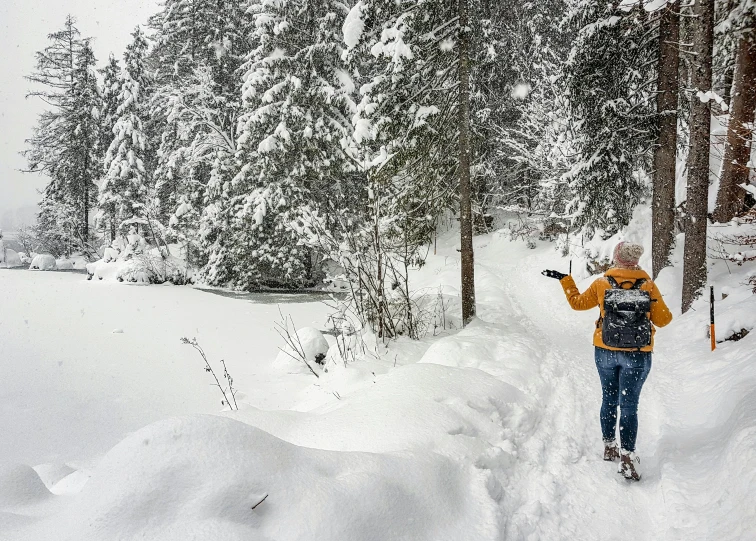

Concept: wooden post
[[710, 285, 716, 351]]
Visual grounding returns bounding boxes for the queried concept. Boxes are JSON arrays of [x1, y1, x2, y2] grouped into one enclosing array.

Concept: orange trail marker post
[[710, 286, 716, 351]]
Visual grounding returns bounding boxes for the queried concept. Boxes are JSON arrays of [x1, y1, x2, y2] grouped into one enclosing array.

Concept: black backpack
[[601, 277, 652, 350]]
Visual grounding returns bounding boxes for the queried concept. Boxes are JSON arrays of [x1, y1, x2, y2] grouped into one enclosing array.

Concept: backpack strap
[[631, 278, 647, 290], [608, 276, 647, 290]]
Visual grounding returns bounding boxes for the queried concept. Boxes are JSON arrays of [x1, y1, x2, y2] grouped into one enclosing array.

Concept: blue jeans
[[594, 347, 652, 452]]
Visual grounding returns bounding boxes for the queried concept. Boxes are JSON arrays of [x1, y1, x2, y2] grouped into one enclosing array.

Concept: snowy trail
[[2, 234, 753, 541], [440, 239, 671, 540]]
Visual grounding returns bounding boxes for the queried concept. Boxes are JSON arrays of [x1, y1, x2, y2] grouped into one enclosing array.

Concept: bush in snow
[[274, 311, 329, 378], [29, 254, 58, 271], [181, 338, 238, 410], [1, 248, 23, 268]]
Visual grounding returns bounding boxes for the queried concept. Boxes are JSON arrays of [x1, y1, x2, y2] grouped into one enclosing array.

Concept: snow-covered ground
[[0, 273, 330, 467], [1, 225, 754, 540]]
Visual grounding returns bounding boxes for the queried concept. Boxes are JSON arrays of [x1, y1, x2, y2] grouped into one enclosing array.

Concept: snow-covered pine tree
[[97, 55, 122, 240], [99, 27, 153, 236], [488, 0, 573, 218], [563, 1, 659, 238], [24, 16, 100, 252], [347, 0, 460, 246], [201, 0, 361, 289], [69, 39, 101, 245], [149, 0, 249, 265]]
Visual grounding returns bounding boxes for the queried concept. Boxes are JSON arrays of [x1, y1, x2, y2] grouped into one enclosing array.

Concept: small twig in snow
[[251, 494, 268, 510]]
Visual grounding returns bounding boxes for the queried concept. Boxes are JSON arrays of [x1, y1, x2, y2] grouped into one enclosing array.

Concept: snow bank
[[29, 254, 57, 271], [11, 416, 498, 541], [0, 464, 51, 508], [234, 362, 530, 459]]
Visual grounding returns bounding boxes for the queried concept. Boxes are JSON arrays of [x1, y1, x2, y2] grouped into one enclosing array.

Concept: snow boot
[[618, 449, 641, 481], [603, 439, 620, 461]]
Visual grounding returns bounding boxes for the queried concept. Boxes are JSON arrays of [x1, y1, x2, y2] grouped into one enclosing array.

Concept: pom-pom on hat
[[613, 241, 644, 269]]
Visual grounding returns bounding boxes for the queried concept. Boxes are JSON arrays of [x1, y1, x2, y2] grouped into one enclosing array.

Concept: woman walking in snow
[[543, 242, 672, 481]]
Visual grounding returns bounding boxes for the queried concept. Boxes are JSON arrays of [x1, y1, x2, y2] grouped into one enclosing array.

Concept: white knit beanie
[[613, 241, 644, 269]]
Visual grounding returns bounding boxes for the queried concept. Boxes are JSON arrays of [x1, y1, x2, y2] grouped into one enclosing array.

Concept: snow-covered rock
[[29, 254, 57, 271]]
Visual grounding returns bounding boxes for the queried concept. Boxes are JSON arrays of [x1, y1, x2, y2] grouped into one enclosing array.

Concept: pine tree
[[681, 0, 714, 313], [69, 40, 101, 243], [24, 16, 100, 252], [201, 0, 360, 289], [489, 1, 572, 218], [352, 0, 460, 241], [97, 55, 123, 240], [563, 1, 658, 238], [99, 27, 152, 235], [149, 0, 249, 264]]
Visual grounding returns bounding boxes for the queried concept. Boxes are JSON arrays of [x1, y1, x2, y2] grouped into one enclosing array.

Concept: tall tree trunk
[[458, 0, 476, 326], [83, 157, 89, 243], [681, 0, 714, 313], [712, 36, 756, 223], [652, 2, 680, 279]]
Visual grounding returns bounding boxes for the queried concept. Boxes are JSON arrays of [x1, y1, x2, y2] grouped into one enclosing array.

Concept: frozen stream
[[0, 270, 331, 468]]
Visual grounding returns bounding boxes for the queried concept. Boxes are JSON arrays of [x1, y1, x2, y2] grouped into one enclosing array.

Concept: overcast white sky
[[0, 0, 160, 221]]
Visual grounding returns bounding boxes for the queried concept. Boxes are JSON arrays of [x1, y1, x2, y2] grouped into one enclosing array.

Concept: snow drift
[[8, 415, 498, 541]]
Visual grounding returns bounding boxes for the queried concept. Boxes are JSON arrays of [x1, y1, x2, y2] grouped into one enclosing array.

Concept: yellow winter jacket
[[559, 268, 673, 352]]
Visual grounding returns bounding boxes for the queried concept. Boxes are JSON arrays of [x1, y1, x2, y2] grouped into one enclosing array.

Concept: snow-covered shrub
[[274, 314, 329, 377], [123, 252, 193, 285], [86, 238, 195, 285], [56, 259, 74, 270], [710, 208, 756, 267], [115, 259, 153, 284], [297, 208, 436, 342], [29, 254, 57, 271], [1, 249, 23, 268]]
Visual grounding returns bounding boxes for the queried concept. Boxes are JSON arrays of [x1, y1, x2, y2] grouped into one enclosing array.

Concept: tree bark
[[712, 36, 756, 223], [652, 2, 680, 279], [681, 0, 714, 313], [458, 0, 476, 326]]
